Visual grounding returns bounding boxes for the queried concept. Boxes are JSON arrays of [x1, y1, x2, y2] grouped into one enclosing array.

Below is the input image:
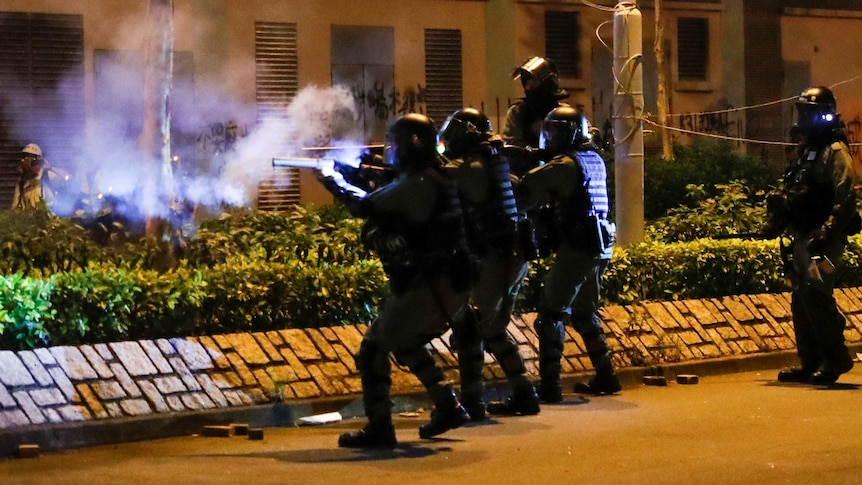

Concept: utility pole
[[613, 1, 645, 245], [655, 0, 673, 160], [140, 0, 177, 268]]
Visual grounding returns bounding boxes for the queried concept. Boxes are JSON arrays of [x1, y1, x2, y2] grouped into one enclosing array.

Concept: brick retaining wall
[[2, 288, 862, 430]]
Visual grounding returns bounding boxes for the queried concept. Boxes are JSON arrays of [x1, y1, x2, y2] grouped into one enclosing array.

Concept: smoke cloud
[[3, 51, 362, 226]]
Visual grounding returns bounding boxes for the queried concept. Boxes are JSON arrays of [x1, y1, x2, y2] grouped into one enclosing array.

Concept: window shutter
[[255, 21, 300, 210], [0, 12, 83, 207], [677, 17, 709, 81], [424, 29, 462, 128], [545, 11, 581, 79]]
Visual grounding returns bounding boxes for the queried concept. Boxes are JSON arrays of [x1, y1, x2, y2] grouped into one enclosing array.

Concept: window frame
[[674, 14, 716, 92]]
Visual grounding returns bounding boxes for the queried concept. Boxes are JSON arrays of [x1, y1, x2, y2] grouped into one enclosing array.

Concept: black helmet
[[384, 113, 438, 172], [539, 106, 592, 155], [438, 108, 492, 157], [512, 56, 567, 102], [794, 86, 838, 137]]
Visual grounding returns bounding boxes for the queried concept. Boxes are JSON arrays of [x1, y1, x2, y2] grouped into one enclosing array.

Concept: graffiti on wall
[[676, 102, 745, 146], [196, 120, 247, 159], [845, 115, 862, 168], [845, 116, 861, 155], [349, 82, 427, 120]]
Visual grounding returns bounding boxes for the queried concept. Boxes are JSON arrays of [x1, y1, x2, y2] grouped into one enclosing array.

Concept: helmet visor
[[795, 103, 836, 132], [539, 119, 573, 153]]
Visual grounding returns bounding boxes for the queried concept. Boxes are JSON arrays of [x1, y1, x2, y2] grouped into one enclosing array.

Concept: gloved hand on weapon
[[317, 165, 368, 217]]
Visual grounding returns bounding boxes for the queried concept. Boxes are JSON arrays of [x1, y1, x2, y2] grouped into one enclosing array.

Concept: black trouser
[[359, 274, 468, 422], [790, 234, 850, 372], [535, 242, 613, 384], [452, 250, 530, 401]]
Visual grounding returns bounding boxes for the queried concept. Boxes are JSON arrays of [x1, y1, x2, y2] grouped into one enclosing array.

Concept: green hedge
[[4, 202, 862, 350], [5, 235, 862, 350], [0, 205, 388, 349]]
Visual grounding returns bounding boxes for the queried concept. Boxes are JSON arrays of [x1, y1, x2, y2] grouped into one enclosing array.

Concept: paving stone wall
[[2, 288, 862, 430]]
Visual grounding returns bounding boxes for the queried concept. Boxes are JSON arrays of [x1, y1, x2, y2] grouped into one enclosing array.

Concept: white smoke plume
[[217, 84, 361, 204], [4, 55, 362, 223]]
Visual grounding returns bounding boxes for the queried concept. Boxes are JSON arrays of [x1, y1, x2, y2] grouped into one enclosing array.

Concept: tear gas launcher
[[272, 150, 394, 193]]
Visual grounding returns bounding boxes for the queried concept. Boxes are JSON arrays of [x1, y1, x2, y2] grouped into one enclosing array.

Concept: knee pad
[[534, 313, 565, 350]]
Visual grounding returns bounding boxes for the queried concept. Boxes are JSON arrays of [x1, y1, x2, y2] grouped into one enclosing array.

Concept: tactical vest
[[460, 153, 518, 255], [784, 144, 836, 233], [363, 168, 467, 291], [408, 169, 466, 265], [556, 151, 609, 226]]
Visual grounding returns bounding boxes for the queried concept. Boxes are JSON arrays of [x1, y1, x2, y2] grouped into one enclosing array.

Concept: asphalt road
[[3, 367, 862, 485]]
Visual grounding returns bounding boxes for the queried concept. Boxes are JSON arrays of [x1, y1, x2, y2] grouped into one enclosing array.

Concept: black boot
[[810, 353, 854, 385], [419, 403, 470, 439], [460, 393, 487, 422], [777, 366, 814, 383], [341, 340, 397, 448], [338, 418, 397, 448], [452, 308, 487, 422], [486, 386, 541, 416], [419, 387, 470, 439], [538, 381, 563, 403], [574, 333, 621, 395], [484, 329, 536, 416], [573, 372, 622, 395], [534, 313, 565, 404]]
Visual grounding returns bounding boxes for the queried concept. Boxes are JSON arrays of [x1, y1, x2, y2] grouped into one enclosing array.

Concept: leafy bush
[[0, 208, 104, 276], [0, 274, 55, 349], [642, 143, 780, 220], [48, 266, 139, 344], [5, 196, 862, 350], [183, 204, 371, 267], [646, 181, 769, 242], [602, 238, 787, 304], [0, 204, 389, 349], [198, 257, 385, 333]]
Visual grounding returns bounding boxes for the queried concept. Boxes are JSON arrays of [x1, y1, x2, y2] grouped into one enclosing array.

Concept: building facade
[[0, 0, 859, 209]]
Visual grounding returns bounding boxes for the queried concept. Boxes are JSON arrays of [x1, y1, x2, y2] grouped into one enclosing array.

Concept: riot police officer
[[319, 113, 473, 447], [516, 106, 620, 402], [762, 86, 859, 385], [439, 108, 540, 418], [503, 56, 570, 149]]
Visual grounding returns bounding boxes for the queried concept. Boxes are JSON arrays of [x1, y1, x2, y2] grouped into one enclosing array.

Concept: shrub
[[0, 274, 55, 349], [48, 266, 140, 344], [183, 204, 372, 267], [197, 257, 386, 334], [601, 238, 787, 304], [0, 208, 104, 276], [5, 197, 862, 350], [646, 181, 769, 243], [642, 143, 780, 220]]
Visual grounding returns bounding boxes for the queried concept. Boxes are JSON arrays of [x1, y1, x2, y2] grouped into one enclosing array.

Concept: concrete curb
[[7, 345, 860, 458]]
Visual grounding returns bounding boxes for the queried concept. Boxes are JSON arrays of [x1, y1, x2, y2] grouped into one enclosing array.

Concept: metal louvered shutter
[[255, 22, 300, 211], [0, 12, 83, 208], [677, 17, 709, 81], [424, 29, 462, 128], [545, 11, 581, 79]]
